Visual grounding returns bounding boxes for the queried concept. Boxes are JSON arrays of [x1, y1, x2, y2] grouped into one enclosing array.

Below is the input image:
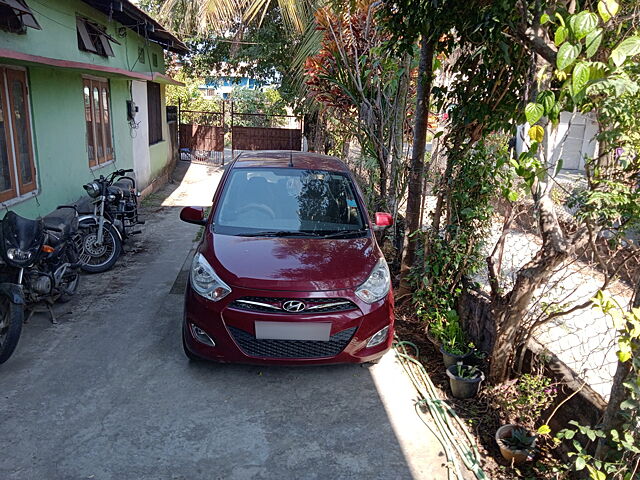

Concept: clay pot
[[495, 424, 536, 465]]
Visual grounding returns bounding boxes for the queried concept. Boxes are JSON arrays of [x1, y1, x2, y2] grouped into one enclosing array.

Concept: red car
[[180, 151, 394, 365]]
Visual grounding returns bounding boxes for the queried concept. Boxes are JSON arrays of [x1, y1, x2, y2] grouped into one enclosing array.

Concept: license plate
[[254, 322, 331, 341]]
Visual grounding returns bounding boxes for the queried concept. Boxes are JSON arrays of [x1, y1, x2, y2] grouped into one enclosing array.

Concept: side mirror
[[180, 206, 206, 226], [373, 212, 393, 231]]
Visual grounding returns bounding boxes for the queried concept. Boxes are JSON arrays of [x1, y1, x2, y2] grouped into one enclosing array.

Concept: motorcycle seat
[[42, 209, 78, 238]]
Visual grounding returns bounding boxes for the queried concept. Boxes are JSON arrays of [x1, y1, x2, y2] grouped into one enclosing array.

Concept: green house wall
[[0, 0, 175, 219]]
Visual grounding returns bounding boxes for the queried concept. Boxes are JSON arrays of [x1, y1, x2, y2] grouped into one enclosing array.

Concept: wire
[[393, 339, 490, 480]]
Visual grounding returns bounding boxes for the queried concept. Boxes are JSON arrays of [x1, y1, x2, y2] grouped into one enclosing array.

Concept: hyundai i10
[[180, 151, 394, 365]]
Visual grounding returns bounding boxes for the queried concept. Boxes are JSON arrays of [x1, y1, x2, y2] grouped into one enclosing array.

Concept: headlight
[[83, 182, 100, 198], [355, 258, 391, 304], [6, 248, 33, 264], [190, 253, 231, 301]]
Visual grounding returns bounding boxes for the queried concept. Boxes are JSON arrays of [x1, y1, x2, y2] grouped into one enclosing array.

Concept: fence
[[466, 189, 639, 403]]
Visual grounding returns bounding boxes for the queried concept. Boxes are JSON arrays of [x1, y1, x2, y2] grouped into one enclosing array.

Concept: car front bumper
[[183, 282, 394, 365]]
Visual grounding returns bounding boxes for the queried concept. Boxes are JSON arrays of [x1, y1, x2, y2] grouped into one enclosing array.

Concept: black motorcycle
[[0, 207, 81, 364], [77, 168, 143, 273]]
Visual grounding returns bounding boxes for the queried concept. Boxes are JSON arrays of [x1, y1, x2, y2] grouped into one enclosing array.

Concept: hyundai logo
[[282, 300, 306, 312]]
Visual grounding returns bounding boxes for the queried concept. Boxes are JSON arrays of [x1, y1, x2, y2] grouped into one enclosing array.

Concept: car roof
[[233, 151, 350, 173]]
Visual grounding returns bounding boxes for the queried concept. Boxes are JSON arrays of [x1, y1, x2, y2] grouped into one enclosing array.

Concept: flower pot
[[445, 364, 484, 399], [495, 424, 536, 465], [440, 345, 472, 368]]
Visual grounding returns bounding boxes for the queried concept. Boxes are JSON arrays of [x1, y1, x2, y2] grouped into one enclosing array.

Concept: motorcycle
[[77, 168, 143, 273], [0, 207, 81, 364]]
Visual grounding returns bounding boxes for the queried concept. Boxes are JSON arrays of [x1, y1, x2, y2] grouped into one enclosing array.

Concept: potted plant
[[428, 310, 473, 367], [495, 424, 537, 465], [445, 362, 485, 399]]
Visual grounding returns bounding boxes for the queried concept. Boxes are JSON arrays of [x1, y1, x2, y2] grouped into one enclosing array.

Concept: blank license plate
[[255, 322, 331, 341]]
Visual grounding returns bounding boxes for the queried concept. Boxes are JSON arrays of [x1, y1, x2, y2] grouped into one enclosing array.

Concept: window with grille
[[76, 17, 119, 57], [147, 82, 162, 145], [83, 77, 114, 167], [0, 0, 41, 34], [0, 66, 37, 202]]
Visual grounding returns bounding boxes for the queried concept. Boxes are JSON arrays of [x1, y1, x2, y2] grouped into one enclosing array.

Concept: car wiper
[[320, 229, 368, 239], [240, 231, 323, 237]]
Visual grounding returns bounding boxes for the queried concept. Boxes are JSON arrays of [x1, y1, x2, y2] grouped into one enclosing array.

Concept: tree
[[304, 1, 412, 208], [486, 2, 640, 383]]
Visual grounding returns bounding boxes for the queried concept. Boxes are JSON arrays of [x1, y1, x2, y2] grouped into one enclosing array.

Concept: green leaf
[[575, 456, 586, 471], [587, 466, 607, 480], [610, 36, 640, 67], [557, 43, 581, 71], [537, 90, 556, 115], [589, 61, 607, 80], [565, 429, 576, 439], [529, 125, 544, 143], [525, 103, 544, 124], [555, 26, 568, 47], [569, 12, 599, 40], [541, 13, 551, 25], [585, 28, 603, 58], [586, 429, 596, 441], [598, 0, 619, 22], [554, 158, 564, 176], [571, 62, 591, 100], [620, 399, 635, 410], [507, 190, 519, 202], [537, 424, 551, 435]]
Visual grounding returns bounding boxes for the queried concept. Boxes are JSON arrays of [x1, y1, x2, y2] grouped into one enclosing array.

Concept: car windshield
[[213, 168, 366, 237]]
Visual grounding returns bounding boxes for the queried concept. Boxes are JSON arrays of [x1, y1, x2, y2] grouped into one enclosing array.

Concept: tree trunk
[[489, 250, 567, 382], [398, 38, 435, 294], [595, 280, 640, 460], [389, 54, 412, 219], [488, 195, 586, 383]]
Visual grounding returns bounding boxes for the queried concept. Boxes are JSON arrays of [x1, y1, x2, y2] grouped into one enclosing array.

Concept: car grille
[[229, 297, 358, 314], [228, 326, 357, 359]]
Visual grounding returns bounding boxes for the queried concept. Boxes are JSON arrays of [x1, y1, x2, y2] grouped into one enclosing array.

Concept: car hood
[[206, 234, 378, 291]]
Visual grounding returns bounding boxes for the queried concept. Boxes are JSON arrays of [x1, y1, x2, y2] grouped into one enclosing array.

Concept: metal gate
[[179, 107, 225, 165], [231, 105, 302, 158], [177, 101, 304, 164]]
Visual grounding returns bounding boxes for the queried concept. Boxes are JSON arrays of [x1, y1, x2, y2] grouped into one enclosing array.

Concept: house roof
[[81, 0, 188, 55]]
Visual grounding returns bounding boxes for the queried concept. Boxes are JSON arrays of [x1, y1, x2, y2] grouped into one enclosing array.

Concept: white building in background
[[516, 112, 599, 172], [198, 62, 278, 99]]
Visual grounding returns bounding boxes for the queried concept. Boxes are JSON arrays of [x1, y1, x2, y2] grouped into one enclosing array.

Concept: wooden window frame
[[0, 65, 37, 203], [147, 81, 162, 145], [83, 76, 114, 168], [0, 0, 41, 34], [76, 16, 119, 57]]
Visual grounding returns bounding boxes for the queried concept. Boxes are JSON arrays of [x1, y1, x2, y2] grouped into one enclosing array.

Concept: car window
[[213, 168, 366, 236]]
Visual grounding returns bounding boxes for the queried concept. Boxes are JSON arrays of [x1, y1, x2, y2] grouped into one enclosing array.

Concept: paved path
[[0, 161, 447, 480]]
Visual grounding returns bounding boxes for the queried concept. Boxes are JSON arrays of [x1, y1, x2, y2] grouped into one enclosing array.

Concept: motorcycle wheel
[[0, 295, 23, 364], [79, 223, 122, 273]]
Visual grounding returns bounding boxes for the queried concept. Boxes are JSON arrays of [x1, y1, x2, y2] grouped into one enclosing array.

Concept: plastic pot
[[495, 424, 536, 465], [445, 364, 484, 399], [440, 345, 473, 368]]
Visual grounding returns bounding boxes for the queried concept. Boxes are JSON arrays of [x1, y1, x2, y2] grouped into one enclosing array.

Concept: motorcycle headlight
[[190, 253, 231, 302], [355, 258, 391, 304], [6, 247, 34, 265], [83, 182, 100, 198]]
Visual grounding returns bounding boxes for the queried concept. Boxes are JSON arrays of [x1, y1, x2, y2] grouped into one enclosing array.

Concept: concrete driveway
[[0, 161, 447, 480]]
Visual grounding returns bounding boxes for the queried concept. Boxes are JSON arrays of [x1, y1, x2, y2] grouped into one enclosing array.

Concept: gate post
[[230, 100, 235, 160], [222, 100, 225, 166]]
